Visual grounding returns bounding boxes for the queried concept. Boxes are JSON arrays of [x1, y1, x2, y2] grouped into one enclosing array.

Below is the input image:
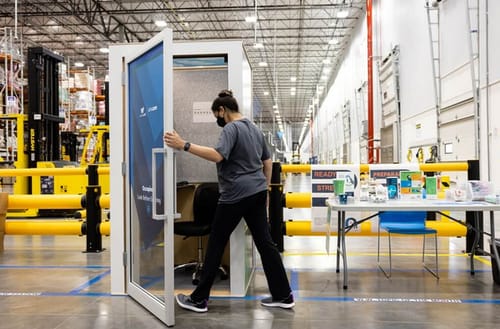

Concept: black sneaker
[[175, 293, 208, 313], [261, 293, 295, 309]]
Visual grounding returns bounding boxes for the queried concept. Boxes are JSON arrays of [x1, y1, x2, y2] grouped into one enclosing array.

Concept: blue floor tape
[[2, 266, 499, 304]]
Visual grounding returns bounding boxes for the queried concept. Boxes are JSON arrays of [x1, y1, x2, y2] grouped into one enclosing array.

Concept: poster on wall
[[128, 42, 165, 249], [310, 164, 360, 233]]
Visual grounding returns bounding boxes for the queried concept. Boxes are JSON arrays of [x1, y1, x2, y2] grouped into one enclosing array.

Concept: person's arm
[[186, 143, 224, 163], [263, 158, 273, 188], [164, 131, 223, 163]]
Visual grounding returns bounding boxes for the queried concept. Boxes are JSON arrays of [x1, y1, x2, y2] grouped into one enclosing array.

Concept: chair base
[[377, 262, 439, 279], [377, 232, 439, 280], [423, 263, 439, 279], [175, 262, 229, 285]]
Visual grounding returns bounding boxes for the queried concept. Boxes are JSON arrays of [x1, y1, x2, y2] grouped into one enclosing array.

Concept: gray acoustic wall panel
[[173, 67, 228, 183]]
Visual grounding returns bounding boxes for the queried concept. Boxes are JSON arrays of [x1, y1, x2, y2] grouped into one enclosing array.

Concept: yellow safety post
[[5, 220, 85, 235], [281, 164, 311, 174], [284, 220, 466, 237], [100, 221, 110, 235], [97, 166, 110, 176], [419, 162, 468, 172], [7, 194, 84, 209], [0, 167, 87, 177], [276, 162, 472, 242], [278, 162, 468, 175], [99, 194, 110, 208], [74, 210, 86, 219], [284, 192, 311, 208], [4, 220, 111, 236]]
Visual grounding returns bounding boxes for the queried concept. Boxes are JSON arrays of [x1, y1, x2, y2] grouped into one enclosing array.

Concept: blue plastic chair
[[377, 211, 439, 279]]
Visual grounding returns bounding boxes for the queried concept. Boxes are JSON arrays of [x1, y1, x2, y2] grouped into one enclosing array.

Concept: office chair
[[174, 182, 228, 285], [377, 211, 439, 279]]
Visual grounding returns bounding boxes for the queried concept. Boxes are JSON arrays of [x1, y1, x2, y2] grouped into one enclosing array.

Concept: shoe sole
[[261, 301, 295, 309], [175, 295, 208, 313]]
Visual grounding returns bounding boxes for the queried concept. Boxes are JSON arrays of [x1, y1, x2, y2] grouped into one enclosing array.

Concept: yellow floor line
[[283, 251, 493, 266]]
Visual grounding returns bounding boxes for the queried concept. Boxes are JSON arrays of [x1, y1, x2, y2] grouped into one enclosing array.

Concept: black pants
[[191, 190, 291, 302]]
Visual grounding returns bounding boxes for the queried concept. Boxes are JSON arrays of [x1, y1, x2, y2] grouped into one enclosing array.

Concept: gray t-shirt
[[215, 118, 270, 204]]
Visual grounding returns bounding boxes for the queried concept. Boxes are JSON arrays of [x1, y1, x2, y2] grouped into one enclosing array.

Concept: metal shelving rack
[[0, 28, 27, 193]]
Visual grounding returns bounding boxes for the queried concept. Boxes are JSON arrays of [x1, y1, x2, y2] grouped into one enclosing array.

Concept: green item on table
[[333, 178, 345, 196]]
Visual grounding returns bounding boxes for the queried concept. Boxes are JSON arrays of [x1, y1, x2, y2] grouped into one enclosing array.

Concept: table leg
[[336, 210, 341, 273], [341, 210, 348, 289], [470, 212, 480, 275], [490, 211, 500, 281]]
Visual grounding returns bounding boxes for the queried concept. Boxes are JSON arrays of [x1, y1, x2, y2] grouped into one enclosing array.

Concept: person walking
[[164, 90, 294, 313]]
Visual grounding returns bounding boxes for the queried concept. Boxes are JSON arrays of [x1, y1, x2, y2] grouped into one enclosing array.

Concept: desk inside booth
[[326, 198, 500, 289]]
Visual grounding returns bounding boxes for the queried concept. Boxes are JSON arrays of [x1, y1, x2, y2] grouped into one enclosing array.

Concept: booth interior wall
[[173, 67, 228, 183]]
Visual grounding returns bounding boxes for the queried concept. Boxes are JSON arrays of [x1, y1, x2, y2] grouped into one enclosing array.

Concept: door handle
[[152, 148, 181, 221], [152, 148, 168, 220]]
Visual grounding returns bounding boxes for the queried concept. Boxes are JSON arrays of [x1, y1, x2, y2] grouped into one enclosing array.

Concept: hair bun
[[218, 89, 233, 97]]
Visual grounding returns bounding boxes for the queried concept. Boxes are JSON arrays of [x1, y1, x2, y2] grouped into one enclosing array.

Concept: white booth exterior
[[109, 38, 255, 311]]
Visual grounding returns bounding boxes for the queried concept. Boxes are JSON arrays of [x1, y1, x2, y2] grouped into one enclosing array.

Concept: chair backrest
[[192, 182, 220, 226], [379, 211, 426, 226]]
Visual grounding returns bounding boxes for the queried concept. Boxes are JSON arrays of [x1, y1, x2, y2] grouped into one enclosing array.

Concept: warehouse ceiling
[[0, 0, 366, 146]]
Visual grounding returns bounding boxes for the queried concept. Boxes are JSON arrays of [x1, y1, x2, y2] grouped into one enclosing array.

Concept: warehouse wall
[[307, 0, 499, 189]]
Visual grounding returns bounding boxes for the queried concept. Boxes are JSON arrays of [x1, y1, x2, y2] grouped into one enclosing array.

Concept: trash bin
[[490, 238, 500, 285]]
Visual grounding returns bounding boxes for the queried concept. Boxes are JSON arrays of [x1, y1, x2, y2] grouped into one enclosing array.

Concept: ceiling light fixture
[[153, 14, 168, 27], [337, 10, 349, 18], [74, 62, 84, 68], [245, 16, 257, 23], [258, 61, 268, 67], [155, 20, 168, 27], [99, 47, 109, 53]]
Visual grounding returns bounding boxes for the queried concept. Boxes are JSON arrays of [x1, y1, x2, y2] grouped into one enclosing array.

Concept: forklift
[[6, 47, 109, 217]]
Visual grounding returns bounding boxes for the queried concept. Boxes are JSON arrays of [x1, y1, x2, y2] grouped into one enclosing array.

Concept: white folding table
[[326, 199, 500, 289]]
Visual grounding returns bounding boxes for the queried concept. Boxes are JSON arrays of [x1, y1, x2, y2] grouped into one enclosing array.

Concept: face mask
[[216, 116, 226, 127]]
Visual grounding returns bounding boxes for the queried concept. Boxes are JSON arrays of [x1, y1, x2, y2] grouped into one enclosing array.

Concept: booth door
[[125, 29, 175, 326]]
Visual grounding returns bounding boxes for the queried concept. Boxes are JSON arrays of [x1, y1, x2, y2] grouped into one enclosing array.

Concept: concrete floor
[[1, 232, 499, 328], [1, 173, 499, 328]]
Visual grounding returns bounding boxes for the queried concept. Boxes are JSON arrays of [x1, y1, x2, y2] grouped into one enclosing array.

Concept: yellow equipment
[[6, 125, 110, 218], [80, 125, 110, 166]]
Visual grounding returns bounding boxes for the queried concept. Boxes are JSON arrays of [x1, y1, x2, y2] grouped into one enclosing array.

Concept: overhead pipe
[[366, 0, 375, 163]]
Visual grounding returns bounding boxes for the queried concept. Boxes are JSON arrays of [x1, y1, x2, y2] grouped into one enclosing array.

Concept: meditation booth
[[109, 35, 255, 327]]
